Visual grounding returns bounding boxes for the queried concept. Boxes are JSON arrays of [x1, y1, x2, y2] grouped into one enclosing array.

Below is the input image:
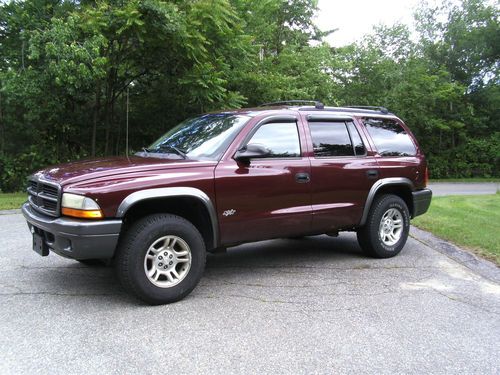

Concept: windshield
[[143, 114, 250, 160]]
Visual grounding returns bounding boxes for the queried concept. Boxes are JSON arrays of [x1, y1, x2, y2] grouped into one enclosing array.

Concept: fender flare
[[116, 187, 219, 248], [359, 177, 414, 226]]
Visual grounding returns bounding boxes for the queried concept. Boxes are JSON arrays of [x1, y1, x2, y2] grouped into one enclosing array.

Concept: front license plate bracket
[[33, 232, 49, 256]]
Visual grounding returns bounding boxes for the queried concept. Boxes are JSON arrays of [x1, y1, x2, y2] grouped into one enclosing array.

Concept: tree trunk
[[0, 91, 4, 155], [104, 68, 118, 155], [104, 89, 111, 155], [91, 85, 101, 157]]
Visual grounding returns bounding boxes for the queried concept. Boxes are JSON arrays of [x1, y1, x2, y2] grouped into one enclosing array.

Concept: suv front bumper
[[412, 189, 432, 217], [22, 202, 122, 260]]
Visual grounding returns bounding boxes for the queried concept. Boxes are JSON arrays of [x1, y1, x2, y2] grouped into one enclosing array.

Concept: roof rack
[[259, 100, 325, 110], [344, 105, 389, 114]]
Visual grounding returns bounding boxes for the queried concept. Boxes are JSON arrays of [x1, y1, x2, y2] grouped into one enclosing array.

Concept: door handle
[[366, 169, 379, 179], [295, 172, 310, 183]]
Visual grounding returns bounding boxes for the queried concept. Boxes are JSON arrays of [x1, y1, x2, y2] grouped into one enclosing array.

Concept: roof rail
[[259, 100, 325, 109], [344, 105, 389, 114]]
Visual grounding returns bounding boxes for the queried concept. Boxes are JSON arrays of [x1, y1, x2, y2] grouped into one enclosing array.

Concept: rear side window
[[248, 122, 301, 157], [308, 121, 365, 157], [363, 118, 416, 157]]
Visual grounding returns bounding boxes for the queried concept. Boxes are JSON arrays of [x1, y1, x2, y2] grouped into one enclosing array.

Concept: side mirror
[[234, 143, 271, 162]]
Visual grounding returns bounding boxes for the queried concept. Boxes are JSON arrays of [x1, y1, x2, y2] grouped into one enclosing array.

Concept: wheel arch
[[116, 188, 219, 250], [360, 178, 414, 226]]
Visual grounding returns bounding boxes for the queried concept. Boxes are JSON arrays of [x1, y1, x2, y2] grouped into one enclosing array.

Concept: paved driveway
[[1, 212, 499, 374]]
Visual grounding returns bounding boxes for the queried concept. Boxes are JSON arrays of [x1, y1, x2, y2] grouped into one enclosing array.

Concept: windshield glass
[[143, 114, 250, 160]]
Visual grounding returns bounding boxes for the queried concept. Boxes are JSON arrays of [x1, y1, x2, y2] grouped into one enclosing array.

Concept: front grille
[[27, 178, 61, 217]]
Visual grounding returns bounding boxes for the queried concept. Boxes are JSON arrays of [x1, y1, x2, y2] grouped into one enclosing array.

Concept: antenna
[[126, 86, 129, 156], [125, 80, 136, 156]]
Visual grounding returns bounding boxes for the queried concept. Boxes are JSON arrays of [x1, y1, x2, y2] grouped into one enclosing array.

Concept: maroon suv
[[22, 101, 432, 304]]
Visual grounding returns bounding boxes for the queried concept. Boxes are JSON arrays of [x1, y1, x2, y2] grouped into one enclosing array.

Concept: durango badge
[[223, 209, 236, 217]]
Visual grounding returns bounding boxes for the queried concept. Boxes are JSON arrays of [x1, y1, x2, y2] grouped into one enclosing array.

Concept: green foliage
[[428, 132, 500, 179], [0, 0, 498, 191]]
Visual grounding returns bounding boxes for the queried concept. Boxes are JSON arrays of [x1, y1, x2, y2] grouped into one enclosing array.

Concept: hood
[[33, 156, 216, 186]]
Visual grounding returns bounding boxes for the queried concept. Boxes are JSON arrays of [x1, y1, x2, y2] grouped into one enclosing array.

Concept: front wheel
[[357, 194, 410, 258], [115, 214, 206, 305]]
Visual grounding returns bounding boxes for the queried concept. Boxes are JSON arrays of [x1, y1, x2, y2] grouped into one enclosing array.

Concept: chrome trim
[[116, 187, 219, 248], [359, 177, 414, 226]]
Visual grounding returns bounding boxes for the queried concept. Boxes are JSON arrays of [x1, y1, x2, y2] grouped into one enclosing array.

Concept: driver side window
[[247, 122, 301, 158]]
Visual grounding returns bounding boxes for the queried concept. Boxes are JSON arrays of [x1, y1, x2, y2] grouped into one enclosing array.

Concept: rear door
[[359, 117, 421, 184], [214, 114, 313, 245], [303, 114, 379, 232]]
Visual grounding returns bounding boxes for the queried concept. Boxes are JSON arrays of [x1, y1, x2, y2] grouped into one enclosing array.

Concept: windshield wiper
[[157, 145, 187, 159]]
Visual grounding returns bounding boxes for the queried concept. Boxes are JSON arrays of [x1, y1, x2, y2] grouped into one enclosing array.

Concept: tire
[[357, 194, 410, 258], [115, 214, 206, 305]]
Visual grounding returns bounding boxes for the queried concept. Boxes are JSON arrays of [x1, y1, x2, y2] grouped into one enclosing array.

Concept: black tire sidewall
[[117, 214, 206, 304]]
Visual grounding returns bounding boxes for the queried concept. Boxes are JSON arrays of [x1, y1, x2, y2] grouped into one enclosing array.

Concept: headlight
[[61, 193, 103, 219]]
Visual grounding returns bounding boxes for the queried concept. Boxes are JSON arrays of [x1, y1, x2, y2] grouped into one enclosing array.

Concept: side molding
[[359, 177, 414, 226], [116, 187, 219, 248]]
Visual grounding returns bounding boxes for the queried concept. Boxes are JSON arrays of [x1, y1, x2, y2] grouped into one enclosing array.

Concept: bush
[[428, 133, 500, 179], [0, 152, 57, 193]]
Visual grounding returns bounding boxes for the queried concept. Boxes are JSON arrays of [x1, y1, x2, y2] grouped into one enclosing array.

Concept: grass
[[413, 193, 500, 264], [430, 178, 500, 183], [0, 192, 27, 210]]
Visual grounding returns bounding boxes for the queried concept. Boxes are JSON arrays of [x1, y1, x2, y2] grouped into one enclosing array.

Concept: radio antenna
[[126, 86, 129, 156]]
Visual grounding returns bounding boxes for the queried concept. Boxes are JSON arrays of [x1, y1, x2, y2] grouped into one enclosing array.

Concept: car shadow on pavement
[[207, 235, 364, 268], [33, 234, 364, 305]]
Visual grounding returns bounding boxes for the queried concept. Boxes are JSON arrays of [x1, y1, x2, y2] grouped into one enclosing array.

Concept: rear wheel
[[115, 214, 206, 304], [357, 194, 410, 258]]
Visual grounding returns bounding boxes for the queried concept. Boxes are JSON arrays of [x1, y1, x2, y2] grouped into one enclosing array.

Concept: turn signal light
[[61, 207, 103, 219]]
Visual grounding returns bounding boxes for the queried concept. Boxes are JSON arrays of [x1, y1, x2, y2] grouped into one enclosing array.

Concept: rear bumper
[[22, 202, 122, 260], [412, 189, 432, 218]]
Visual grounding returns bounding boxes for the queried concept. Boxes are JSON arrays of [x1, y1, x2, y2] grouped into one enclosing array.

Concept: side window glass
[[309, 121, 355, 157], [247, 122, 301, 158], [363, 118, 417, 156], [346, 122, 366, 156]]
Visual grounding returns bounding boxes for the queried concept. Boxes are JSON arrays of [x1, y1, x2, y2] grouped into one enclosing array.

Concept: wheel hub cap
[[144, 235, 192, 288], [378, 208, 403, 247]]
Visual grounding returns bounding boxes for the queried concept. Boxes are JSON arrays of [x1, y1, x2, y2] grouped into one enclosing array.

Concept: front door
[[215, 116, 312, 245]]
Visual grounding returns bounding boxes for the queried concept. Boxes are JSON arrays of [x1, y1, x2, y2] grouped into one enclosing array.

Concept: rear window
[[362, 118, 416, 157]]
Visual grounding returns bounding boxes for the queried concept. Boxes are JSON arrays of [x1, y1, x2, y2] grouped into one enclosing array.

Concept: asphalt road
[[1, 213, 499, 375], [428, 182, 499, 196]]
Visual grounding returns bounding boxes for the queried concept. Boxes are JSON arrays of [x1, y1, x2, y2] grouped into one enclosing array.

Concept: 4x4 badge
[[223, 209, 236, 217]]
